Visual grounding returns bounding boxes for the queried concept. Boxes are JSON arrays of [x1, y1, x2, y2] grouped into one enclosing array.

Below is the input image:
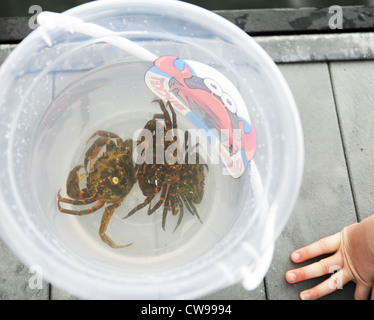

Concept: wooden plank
[[329, 61, 374, 221], [265, 62, 357, 300]]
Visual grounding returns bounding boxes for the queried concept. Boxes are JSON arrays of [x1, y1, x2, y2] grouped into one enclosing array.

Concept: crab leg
[[173, 196, 184, 233], [170, 194, 178, 216], [57, 189, 96, 206], [99, 201, 133, 248], [162, 191, 171, 231], [186, 196, 203, 224], [58, 200, 105, 216], [165, 101, 180, 145], [181, 194, 194, 215], [65, 165, 88, 199], [148, 184, 167, 215], [153, 99, 172, 131], [86, 130, 122, 145], [152, 113, 165, 121], [166, 101, 178, 130], [123, 195, 154, 219]]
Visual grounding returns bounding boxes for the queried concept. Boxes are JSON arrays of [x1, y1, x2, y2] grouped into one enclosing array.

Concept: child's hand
[[285, 215, 374, 300]]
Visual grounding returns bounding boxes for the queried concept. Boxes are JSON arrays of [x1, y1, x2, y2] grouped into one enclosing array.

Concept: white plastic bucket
[[0, 0, 304, 299]]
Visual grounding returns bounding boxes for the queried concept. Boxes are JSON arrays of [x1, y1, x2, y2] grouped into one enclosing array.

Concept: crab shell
[[86, 148, 135, 202]]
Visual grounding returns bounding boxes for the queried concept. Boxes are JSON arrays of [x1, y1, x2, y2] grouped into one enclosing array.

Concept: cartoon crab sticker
[[144, 56, 256, 178]]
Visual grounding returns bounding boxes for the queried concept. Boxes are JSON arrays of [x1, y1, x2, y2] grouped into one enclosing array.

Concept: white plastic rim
[[0, 0, 304, 299]]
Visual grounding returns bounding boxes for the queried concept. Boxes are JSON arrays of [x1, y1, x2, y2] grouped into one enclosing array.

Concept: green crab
[[123, 99, 207, 231], [57, 130, 136, 248]]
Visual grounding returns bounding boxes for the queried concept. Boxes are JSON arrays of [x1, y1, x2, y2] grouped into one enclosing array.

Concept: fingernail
[[292, 252, 300, 262], [286, 272, 296, 283], [300, 292, 311, 300]]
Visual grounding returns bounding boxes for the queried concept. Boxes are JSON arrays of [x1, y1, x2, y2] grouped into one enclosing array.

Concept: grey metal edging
[[1, 33, 374, 65], [254, 32, 374, 63], [216, 6, 374, 35]]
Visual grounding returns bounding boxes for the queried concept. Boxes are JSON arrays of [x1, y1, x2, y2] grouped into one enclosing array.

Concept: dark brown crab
[[57, 130, 136, 248], [123, 99, 206, 231]]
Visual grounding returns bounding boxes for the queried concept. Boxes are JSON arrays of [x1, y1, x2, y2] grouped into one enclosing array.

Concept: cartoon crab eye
[[222, 93, 237, 114], [203, 78, 223, 97]]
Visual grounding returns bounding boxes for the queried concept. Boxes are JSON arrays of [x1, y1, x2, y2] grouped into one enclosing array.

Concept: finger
[[371, 285, 374, 300], [291, 232, 341, 263], [286, 253, 343, 283], [354, 283, 372, 300], [299, 268, 350, 300]]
